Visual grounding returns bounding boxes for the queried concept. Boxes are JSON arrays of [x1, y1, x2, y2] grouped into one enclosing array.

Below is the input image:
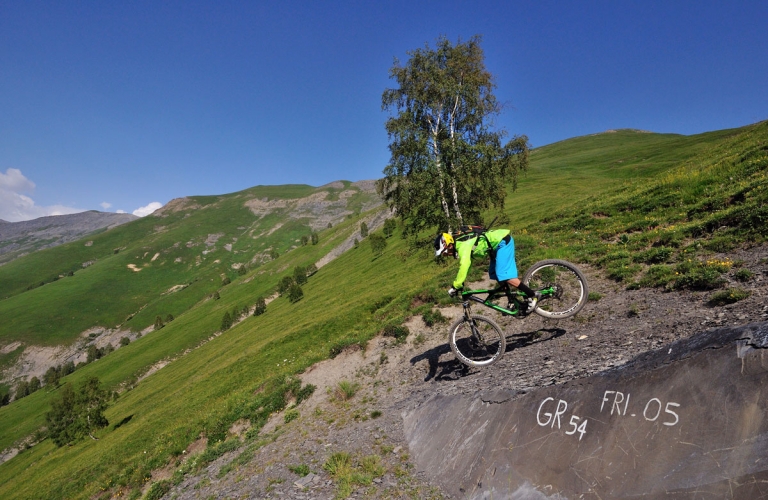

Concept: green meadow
[[0, 122, 765, 499]]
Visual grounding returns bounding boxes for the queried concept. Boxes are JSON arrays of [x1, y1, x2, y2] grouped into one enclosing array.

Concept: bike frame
[[459, 282, 558, 318]]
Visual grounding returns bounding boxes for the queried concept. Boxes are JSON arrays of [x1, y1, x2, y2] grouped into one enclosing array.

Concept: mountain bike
[[449, 259, 589, 367]]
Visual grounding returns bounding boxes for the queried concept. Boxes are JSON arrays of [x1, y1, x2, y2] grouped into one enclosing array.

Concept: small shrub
[[288, 464, 310, 476], [237, 265, 247, 276], [324, 452, 352, 477], [633, 247, 673, 264], [361, 455, 385, 477], [422, 309, 447, 327], [154, 315, 164, 331], [606, 262, 641, 282], [703, 236, 736, 253], [672, 259, 729, 290], [253, 297, 267, 316], [734, 268, 754, 282], [120, 337, 131, 347], [277, 276, 295, 296], [708, 288, 751, 306], [328, 339, 362, 358], [335, 380, 360, 401], [222, 277, 231, 286], [284, 408, 299, 423], [369, 234, 387, 256], [588, 292, 603, 301], [382, 324, 409, 343], [221, 311, 233, 331], [145, 480, 171, 500], [288, 283, 304, 303], [638, 265, 676, 288], [360, 222, 369, 238]]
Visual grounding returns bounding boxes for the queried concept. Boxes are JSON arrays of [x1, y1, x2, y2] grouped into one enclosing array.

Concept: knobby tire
[[522, 259, 589, 319], [449, 315, 506, 367]]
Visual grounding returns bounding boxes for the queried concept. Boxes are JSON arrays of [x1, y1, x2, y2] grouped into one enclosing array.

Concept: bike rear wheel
[[522, 259, 589, 319], [449, 315, 506, 367]]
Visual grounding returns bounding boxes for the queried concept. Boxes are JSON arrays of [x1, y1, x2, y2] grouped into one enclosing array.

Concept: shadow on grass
[[112, 414, 133, 430]]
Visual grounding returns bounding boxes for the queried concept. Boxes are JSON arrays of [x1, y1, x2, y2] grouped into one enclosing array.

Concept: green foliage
[[287, 283, 304, 303], [422, 309, 447, 327], [293, 265, 308, 285], [283, 408, 299, 423], [237, 265, 247, 276], [638, 265, 676, 288], [221, 311, 233, 331], [708, 287, 751, 306], [335, 380, 360, 401], [671, 259, 731, 290], [633, 246, 673, 264], [379, 35, 529, 234], [222, 276, 231, 286], [360, 222, 368, 238], [120, 336, 130, 347], [288, 464, 310, 476], [253, 297, 267, 316], [353, 238, 359, 249], [369, 233, 387, 256], [144, 480, 171, 500], [382, 324, 409, 343], [154, 315, 165, 331], [311, 232, 319, 245], [46, 377, 109, 446], [383, 218, 397, 238], [300, 235, 309, 246], [277, 276, 295, 296], [734, 268, 754, 282]]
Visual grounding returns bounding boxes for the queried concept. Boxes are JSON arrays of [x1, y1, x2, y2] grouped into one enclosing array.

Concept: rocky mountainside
[[0, 211, 138, 265]]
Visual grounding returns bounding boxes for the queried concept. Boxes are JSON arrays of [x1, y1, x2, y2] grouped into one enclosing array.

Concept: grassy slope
[[0, 183, 370, 346], [0, 122, 765, 499]]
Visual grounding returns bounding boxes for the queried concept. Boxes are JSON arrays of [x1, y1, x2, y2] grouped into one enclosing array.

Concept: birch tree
[[379, 35, 529, 235]]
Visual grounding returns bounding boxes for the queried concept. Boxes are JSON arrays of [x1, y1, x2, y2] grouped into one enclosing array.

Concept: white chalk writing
[[537, 397, 588, 440]]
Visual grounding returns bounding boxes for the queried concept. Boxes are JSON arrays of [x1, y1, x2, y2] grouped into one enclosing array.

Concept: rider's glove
[[448, 287, 462, 297]]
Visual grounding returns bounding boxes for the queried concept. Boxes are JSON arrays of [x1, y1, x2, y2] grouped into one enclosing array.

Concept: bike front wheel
[[449, 315, 506, 367], [522, 259, 589, 319]]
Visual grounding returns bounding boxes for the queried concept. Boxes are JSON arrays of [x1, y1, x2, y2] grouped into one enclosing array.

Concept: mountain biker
[[434, 229, 539, 313]]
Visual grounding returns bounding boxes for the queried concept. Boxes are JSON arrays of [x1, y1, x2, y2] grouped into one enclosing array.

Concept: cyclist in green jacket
[[434, 229, 539, 312]]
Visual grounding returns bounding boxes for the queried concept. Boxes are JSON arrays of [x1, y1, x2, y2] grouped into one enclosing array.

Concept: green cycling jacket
[[453, 229, 511, 288]]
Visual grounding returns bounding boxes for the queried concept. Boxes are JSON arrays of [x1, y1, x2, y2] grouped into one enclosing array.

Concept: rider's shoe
[[524, 292, 541, 314]]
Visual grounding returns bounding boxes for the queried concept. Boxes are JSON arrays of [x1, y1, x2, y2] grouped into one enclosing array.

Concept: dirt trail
[[166, 245, 768, 499]]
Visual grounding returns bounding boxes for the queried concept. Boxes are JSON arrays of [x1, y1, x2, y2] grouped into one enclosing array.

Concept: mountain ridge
[[0, 211, 139, 265]]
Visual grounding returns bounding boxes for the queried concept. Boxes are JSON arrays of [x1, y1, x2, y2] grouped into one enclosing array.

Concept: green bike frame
[[460, 283, 557, 317]]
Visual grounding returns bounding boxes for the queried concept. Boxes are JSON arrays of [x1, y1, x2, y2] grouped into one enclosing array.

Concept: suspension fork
[[462, 300, 473, 321]]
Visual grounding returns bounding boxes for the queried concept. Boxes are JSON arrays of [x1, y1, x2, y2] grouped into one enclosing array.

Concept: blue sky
[[1, 0, 766, 221]]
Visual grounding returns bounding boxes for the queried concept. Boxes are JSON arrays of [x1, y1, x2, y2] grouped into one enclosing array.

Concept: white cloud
[[100, 202, 112, 210], [132, 202, 163, 217], [0, 168, 84, 222], [0, 168, 35, 193], [116, 209, 126, 214]]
